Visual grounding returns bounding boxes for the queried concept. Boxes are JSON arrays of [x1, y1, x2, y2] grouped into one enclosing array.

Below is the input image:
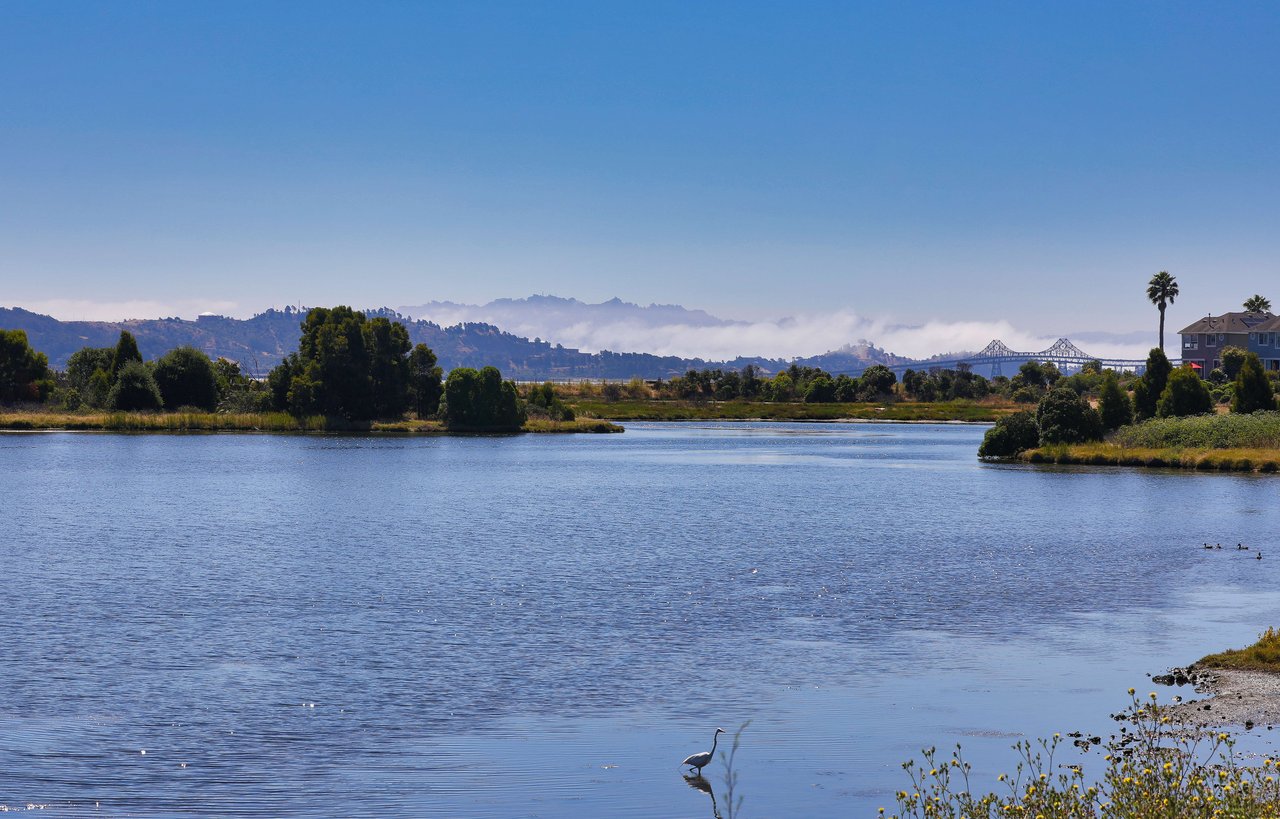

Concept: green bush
[[0, 328, 52, 403], [978, 410, 1039, 457], [1036, 387, 1102, 445], [1097, 370, 1132, 431], [1157, 366, 1213, 418], [1233, 352, 1274, 414], [152, 346, 219, 411], [444, 366, 527, 431], [107, 361, 163, 411]]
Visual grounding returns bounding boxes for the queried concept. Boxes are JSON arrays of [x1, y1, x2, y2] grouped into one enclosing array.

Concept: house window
[[1184, 338, 1199, 350], [1206, 335, 1217, 347]]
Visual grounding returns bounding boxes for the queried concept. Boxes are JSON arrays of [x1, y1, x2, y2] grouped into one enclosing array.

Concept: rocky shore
[[1158, 666, 1280, 728]]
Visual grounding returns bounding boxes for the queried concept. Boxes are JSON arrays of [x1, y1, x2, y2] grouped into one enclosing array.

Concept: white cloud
[[409, 301, 1152, 362], [15, 299, 243, 322]]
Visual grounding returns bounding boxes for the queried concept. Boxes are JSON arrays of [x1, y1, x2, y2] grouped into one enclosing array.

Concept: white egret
[[682, 728, 725, 775]]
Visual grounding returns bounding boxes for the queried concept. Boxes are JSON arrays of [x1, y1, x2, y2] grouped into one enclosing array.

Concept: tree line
[[0, 307, 539, 432], [979, 347, 1277, 457]]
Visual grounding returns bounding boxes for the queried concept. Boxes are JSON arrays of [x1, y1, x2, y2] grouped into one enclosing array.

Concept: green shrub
[[1157, 366, 1213, 418], [1233, 352, 1275, 414], [107, 361, 162, 411], [1036, 387, 1102, 445], [1097, 370, 1132, 430], [152, 346, 219, 411], [444, 366, 527, 431], [978, 410, 1039, 457]]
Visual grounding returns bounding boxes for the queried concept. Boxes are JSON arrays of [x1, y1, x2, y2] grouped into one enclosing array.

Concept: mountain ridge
[[0, 305, 911, 380]]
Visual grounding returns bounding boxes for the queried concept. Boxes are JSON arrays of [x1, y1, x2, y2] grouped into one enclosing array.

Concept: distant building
[[1178, 311, 1275, 375]]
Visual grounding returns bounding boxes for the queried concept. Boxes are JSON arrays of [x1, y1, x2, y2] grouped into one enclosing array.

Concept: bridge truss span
[[891, 338, 1163, 378]]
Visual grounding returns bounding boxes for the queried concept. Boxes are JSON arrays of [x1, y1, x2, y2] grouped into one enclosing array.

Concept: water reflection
[[683, 773, 721, 818]]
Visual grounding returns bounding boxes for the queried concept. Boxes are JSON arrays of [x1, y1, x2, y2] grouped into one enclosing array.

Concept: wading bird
[[682, 728, 725, 776]]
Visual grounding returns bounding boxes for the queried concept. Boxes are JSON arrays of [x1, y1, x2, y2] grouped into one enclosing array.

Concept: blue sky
[[2, 1, 1278, 353]]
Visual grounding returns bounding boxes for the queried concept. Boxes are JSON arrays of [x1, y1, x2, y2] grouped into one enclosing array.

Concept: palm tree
[[1147, 271, 1179, 353], [1244, 294, 1272, 313]]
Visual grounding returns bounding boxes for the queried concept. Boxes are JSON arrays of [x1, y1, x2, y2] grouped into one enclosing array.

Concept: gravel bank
[[1167, 669, 1280, 728]]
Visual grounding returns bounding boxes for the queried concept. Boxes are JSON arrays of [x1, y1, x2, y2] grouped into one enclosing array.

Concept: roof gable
[[1179, 311, 1274, 335]]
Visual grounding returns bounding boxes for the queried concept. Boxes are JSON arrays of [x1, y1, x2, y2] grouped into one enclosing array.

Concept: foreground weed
[[889, 691, 1280, 818]]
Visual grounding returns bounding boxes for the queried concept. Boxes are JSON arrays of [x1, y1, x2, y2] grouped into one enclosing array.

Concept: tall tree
[[1146, 271, 1179, 353], [267, 306, 417, 420], [1036, 387, 1103, 445], [0, 329, 51, 403], [1244, 295, 1272, 313], [364, 316, 411, 418], [1157, 366, 1212, 418], [107, 360, 163, 411], [407, 343, 444, 419], [443, 366, 526, 431], [152, 346, 219, 411], [1232, 352, 1275, 414], [1097, 370, 1133, 431], [1134, 348, 1172, 421], [1221, 346, 1249, 381], [110, 331, 143, 381]]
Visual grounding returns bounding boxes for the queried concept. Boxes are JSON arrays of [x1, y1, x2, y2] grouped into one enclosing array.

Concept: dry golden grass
[[1198, 628, 1280, 671], [0, 410, 621, 435], [1021, 443, 1280, 473]]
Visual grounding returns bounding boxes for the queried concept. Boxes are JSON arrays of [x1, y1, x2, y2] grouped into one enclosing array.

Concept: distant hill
[[0, 305, 913, 380], [399, 294, 734, 338]]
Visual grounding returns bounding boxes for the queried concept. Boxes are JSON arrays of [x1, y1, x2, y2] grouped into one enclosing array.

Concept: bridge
[[888, 338, 1160, 378]]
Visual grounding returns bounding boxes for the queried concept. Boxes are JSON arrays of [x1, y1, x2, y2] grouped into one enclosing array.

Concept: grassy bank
[[1017, 411, 1280, 473], [569, 399, 1015, 422], [1019, 442, 1280, 472], [1197, 628, 1280, 672], [0, 410, 622, 434]]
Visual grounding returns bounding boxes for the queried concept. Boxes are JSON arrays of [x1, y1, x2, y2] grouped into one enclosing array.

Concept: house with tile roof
[[1179, 311, 1275, 375]]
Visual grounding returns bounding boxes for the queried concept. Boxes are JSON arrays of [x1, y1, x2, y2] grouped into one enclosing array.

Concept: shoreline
[[1016, 443, 1280, 473], [0, 412, 623, 435], [574, 399, 1017, 424], [1165, 668, 1280, 728]]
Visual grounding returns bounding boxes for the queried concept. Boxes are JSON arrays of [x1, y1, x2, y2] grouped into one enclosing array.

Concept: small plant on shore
[[1198, 627, 1280, 672], [888, 690, 1280, 818]]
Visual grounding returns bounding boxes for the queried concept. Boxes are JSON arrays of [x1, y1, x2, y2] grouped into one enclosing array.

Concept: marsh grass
[[570, 399, 1014, 422], [0, 410, 619, 434], [1022, 443, 1280, 473], [521, 418, 624, 433], [1113, 411, 1280, 450], [1198, 628, 1280, 672], [890, 691, 1280, 818]]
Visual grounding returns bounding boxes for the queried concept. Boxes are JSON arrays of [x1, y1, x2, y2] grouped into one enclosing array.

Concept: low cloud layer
[[17, 295, 1154, 364], [408, 300, 1154, 363], [19, 298, 242, 322]]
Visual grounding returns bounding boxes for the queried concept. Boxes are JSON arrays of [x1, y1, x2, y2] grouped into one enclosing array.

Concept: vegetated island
[[0, 307, 620, 435], [979, 346, 1280, 472]]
